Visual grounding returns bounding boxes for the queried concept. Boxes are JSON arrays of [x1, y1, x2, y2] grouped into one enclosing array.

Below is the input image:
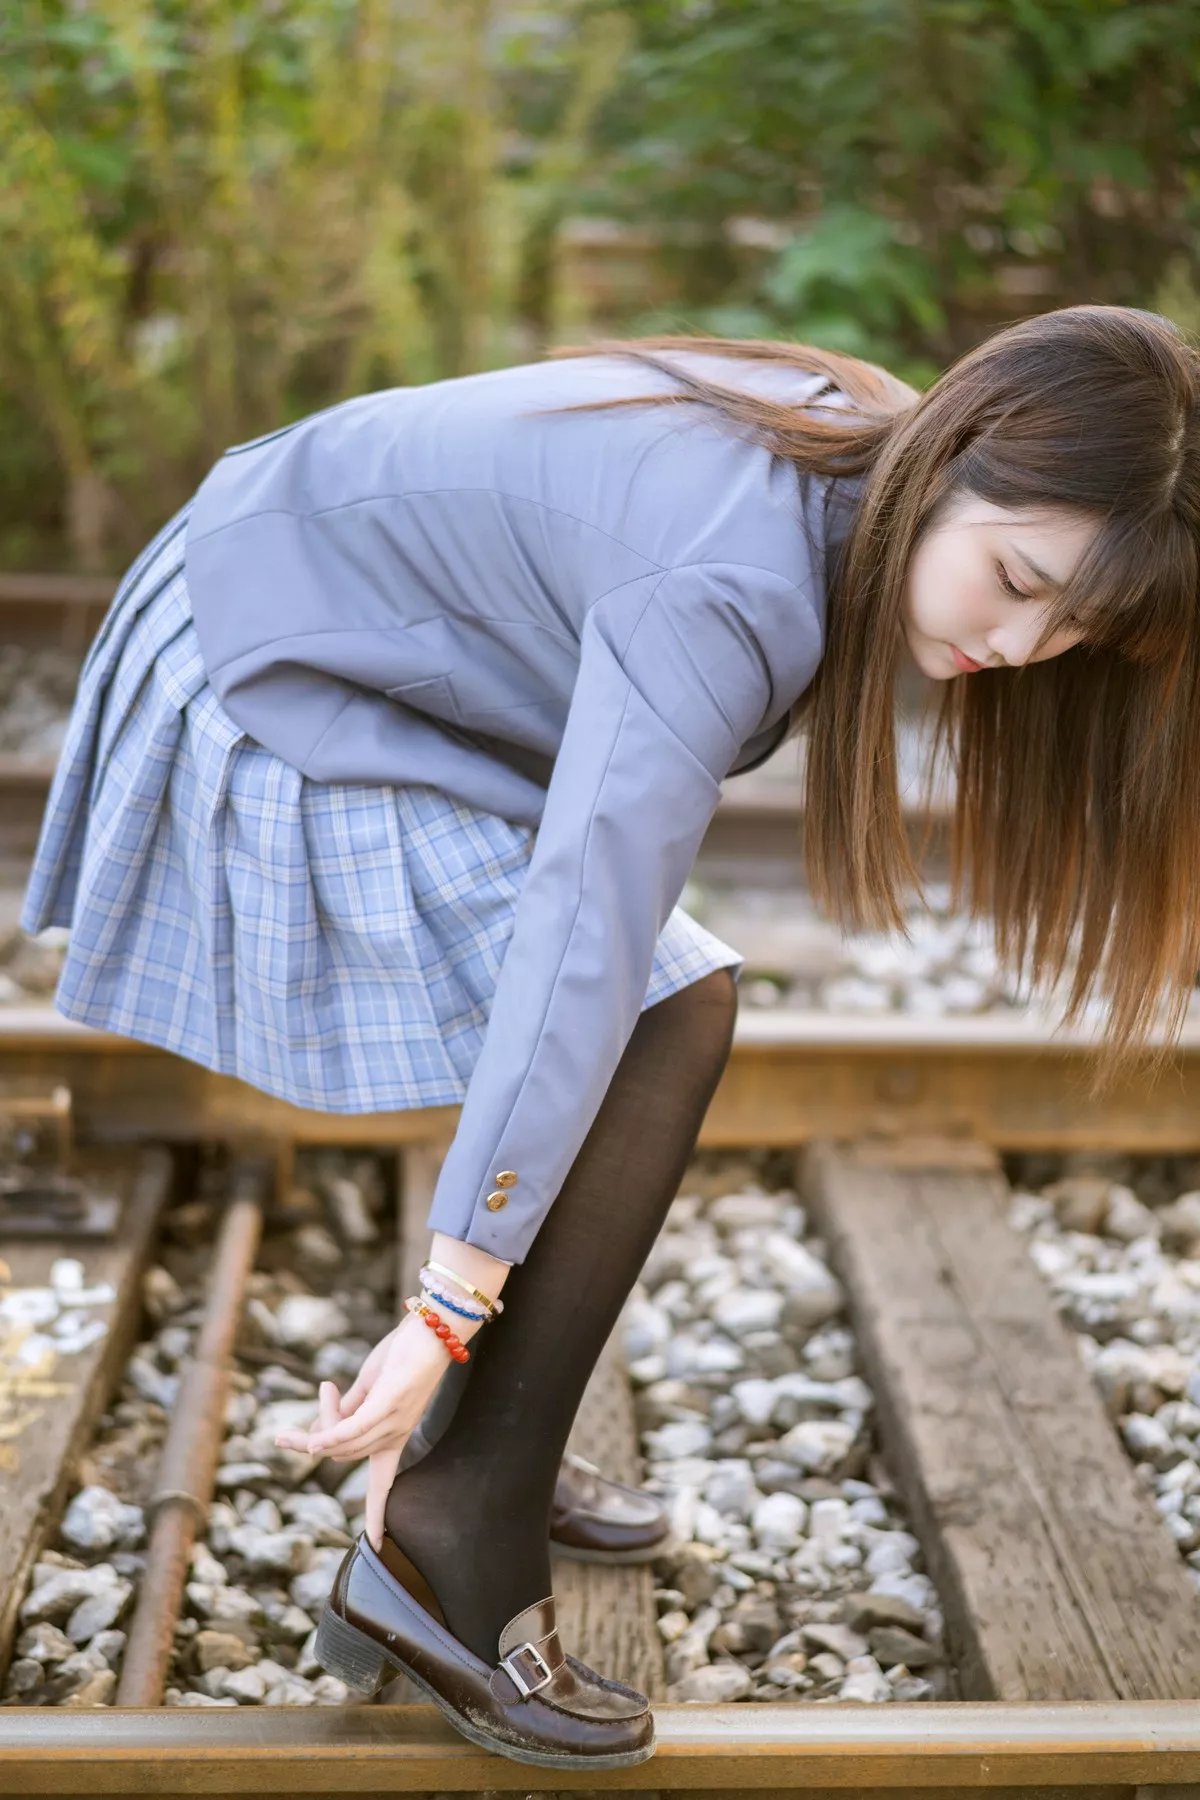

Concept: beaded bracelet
[[420, 1281, 489, 1325], [404, 1295, 471, 1363], [421, 1260, 503, 1318]]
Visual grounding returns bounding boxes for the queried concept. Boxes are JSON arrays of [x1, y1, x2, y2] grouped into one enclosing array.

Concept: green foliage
[[0, 0, 624, 567], [598, 0, 1200, 367], [3, 0, 1199, 566]]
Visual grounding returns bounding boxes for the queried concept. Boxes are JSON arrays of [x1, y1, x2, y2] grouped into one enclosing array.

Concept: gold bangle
[[423, 1259, 503, 1316]]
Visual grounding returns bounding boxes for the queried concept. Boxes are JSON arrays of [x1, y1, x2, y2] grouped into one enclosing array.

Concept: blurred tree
[[4, 0, 1199, 565], [0, 0, 624, 567], [593, 0, 1200, 381]]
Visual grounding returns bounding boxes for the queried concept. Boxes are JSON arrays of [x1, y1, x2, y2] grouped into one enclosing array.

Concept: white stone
[[1105, 1185, 1161, 1243], [20, 1564, 122, 1625], [803, 1622, 869, 1661], [667, 1336, 744, 1379], [839, 1655, 892, 1703], [624, 1295, 671, 1361], [311, 1673, 351, 1704], [264, 1674, 317, 1706], [320, 1176, 378, 1246], [243, 1497, 283, 1533], [60, 1486, 144, 1555], [1158, 1192, 1200, 1251], [702, 1459, 759, 1518], [751, 1491, 807, 1549], [0, 1288, 59, 1326], [669, 1662, 754, 1703], [865, 1537, 914, 1577], [281, 1492, 349, 1539], [870, 1571, 938, 1612], [221, 1665, 270, 1703], [760, 1234, 845, 1324], [711, 1288, 784, 1338], [228, 1526, 314, 1576], [821, 975, 893, 1014], [776, 1419, 856, 1475], [708, 1193, 786, 1230], [289, 1548, 346, 1614], [644, 1419, 713, 1461], [335, 1462, 371, 1509], [808, 1498, 852, 1544], [849, 1495, 889, 1528], [89, 1630, 126, 1670], [1122, 1412, 1177, 1464], [194, 1586, 263, 1627], [126, 1356, 179, 1409], [66, 1580, 132, 1643], [730, 1378, 779, 1428], [273, 1295, 351, 1353]]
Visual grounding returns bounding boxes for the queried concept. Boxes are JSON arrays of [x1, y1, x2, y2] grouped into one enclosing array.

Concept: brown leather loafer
[[315, 1533, 655, 1769], [550, 1451, 673, 1564]]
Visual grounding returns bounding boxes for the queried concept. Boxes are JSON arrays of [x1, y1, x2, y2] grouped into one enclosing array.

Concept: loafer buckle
[[500, 1639, 554, 1699]]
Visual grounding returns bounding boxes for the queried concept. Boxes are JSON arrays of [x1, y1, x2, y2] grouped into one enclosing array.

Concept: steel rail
[[114, 1161, 269, 1705], [0, 1700, 1198, 1792], [0, 573, 116, 606], [4, 1005, 1200, 1155]]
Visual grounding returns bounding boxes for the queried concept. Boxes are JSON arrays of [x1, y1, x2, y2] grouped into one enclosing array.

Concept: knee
[[666, 966, 738, 1068]]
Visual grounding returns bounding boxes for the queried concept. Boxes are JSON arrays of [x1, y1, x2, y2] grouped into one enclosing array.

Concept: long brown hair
[[551, 310, 1200, 1078]]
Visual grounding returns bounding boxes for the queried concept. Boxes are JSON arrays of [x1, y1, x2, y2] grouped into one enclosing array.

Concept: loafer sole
[[550, 1535, 669, 1565], [315, 1602, 657, 1770]]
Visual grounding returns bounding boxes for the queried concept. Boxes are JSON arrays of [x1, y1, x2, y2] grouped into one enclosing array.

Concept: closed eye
[[997, 562, 1031, 600]]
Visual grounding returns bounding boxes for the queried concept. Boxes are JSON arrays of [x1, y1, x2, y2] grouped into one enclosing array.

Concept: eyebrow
[[1008, 544, 1062, 590]]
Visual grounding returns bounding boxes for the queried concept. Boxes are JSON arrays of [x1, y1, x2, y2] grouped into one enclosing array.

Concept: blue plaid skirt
[[21, 506, 739, 1113]]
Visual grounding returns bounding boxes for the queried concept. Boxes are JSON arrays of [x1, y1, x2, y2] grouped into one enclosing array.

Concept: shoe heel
[[315, 1605, 388, 1693]]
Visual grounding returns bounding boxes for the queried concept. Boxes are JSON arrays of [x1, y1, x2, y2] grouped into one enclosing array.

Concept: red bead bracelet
[[404, 1294, 471, 1363]]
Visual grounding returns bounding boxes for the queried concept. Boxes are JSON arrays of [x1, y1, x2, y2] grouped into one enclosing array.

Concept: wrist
[[429, 1231, 511, 1303]]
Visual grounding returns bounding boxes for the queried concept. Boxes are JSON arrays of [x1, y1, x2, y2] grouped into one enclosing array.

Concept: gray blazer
[[185, 350, 855, 1261]]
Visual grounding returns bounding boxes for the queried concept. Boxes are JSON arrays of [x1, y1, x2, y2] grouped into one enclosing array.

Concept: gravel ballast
[[1005, 1151, 1200, 1598], [632, 1152, 952, 1705], [3, 1151, 393, 1709]]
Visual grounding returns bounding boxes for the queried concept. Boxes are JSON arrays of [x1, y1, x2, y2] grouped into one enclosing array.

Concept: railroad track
[[3, 574, 1200, 1793], [2, 1012, 1200, 1795]]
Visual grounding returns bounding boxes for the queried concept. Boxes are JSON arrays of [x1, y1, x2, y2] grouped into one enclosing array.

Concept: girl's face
[[901, 493, 1099, 680]]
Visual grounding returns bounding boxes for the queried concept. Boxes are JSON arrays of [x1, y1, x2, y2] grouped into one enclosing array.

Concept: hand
[[273, 1314, 455, 1550]]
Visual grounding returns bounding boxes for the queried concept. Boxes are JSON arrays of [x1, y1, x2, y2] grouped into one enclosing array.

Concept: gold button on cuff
[[495, 1171, 518, 1188], [486, 1191, 508, 1211]]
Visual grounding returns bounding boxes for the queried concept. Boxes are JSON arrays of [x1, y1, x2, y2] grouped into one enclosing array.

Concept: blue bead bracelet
[[420, 1282, 489, 1324]]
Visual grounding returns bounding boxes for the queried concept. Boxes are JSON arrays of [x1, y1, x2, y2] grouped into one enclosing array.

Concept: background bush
[[3, 0, 1198, 569]]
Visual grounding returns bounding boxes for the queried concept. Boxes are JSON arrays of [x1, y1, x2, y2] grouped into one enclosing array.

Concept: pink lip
[[950, 645, 985, 673]]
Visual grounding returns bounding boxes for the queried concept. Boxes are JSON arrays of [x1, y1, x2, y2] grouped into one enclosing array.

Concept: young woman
[[23, 305, 1199, 1765]]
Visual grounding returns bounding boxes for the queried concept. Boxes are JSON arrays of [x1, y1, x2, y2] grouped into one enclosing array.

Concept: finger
[[318, 1382, 341, 1432], [306, 1392, 399, 1452], [317, 1420, 414, 1463], [273, 1429, 313, 1451], [365, 1447, 403, 1551], [339, 1375, 372, 1417]]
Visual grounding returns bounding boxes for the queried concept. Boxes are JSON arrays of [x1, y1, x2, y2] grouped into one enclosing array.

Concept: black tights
[[383, 968, 737, 1662]]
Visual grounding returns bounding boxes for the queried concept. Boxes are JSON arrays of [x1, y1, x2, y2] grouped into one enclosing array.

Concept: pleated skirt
[[21, 506, 740, 1113]]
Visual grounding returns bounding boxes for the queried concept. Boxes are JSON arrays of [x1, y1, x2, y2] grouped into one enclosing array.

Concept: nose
[[986, 607, 1053, 668]]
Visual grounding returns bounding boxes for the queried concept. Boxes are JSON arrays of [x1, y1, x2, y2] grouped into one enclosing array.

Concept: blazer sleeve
[[426, 559, 823, 1261]]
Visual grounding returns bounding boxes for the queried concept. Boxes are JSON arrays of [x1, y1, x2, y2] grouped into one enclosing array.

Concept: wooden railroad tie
[[802, 1136, 1200, 1704]]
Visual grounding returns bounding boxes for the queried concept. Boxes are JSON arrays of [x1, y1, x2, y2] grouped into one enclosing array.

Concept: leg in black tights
[[383, 967, 737, 1663]]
